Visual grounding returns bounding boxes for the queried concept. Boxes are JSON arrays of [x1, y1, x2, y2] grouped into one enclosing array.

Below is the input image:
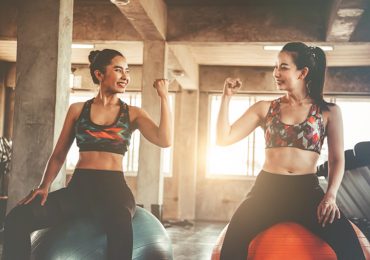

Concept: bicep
[[132, 108, 162, 145], [225, 101, 266, 145]]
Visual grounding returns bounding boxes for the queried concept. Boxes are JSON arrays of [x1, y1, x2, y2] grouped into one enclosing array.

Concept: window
[[66, 92, 174, 177], [206, 94, 370, 177], [315, 97, 370, 166], [334, 98, 370, 150], [161, 95, 174, 177], [207, 95, 276, 177]]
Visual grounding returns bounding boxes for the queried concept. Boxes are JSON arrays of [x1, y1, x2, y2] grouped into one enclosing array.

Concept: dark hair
[[281, 42, 332, 110], [88, 49, 124, 84]]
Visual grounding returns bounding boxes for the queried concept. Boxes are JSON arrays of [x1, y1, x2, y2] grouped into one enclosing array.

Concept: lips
[[117, 81, 128, 88], [275, 80, 284, 85]]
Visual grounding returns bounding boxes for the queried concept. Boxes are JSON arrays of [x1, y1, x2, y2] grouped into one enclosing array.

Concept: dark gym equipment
[[30, 206, 173, 260]]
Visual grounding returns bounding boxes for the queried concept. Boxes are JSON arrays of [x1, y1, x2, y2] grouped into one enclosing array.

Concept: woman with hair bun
[[217, 42, 366, 259], [3, 49, 172, 260]]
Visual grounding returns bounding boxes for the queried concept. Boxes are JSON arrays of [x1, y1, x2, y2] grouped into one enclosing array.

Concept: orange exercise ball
[[211, 222, 370, 260]]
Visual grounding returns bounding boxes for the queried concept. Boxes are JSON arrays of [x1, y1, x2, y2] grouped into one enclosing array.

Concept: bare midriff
[[262, 147, 320, 175], [75, 151, 124, 171]]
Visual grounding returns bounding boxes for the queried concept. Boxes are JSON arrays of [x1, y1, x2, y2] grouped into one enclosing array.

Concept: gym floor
[[166, 221, 226, 260], [0, 221, 226, 260]]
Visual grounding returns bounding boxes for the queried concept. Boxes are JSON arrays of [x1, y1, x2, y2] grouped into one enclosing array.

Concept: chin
[[275, 84, 285, 91], [116, 86, 126, 93]]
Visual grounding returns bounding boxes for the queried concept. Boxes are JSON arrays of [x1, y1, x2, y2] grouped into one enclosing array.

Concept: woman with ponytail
[[217, 42, 365, 259], [2, 49, 172, 260]]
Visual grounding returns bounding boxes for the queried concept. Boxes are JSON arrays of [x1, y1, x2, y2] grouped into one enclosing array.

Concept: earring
[[306, 82, 311, 94]]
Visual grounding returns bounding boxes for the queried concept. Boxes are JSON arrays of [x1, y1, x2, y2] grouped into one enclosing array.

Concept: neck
[[286, 92, 310, 105], [95, 91, 119, 106]]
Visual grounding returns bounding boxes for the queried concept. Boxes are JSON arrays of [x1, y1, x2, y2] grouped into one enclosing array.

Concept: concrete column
[[137, 41, 167, 210], [173, 90, 199, 220], [0, 63, 6, 136], [7, 0, 73, 211]]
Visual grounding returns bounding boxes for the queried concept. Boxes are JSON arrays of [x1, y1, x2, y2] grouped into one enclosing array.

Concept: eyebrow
[[275, 63, 290, 67], [113, 65, 129, 70]]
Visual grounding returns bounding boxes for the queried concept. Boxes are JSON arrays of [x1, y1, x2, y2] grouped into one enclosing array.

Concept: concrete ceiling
[[0, 0, 369, 69]]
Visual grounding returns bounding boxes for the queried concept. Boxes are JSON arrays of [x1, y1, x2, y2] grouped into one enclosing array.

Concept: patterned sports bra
[[75, 98, 132, 155], [263, 98, 326, 154]]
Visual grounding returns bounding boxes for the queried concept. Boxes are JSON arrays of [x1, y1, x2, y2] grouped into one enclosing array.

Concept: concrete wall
[[2, 2, 369, 43], [73, 2, 141, 41], [167, 4, 330, 42], [0, 1, 141, 41], [0, 62, 6, 136], [0, 1, 17, 39]]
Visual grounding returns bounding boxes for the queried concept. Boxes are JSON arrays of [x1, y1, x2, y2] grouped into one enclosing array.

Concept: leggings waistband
[[74, 168, 124, 175], [255, 170, 320, 189]]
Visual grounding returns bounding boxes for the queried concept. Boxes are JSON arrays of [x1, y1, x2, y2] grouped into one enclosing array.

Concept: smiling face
[[96, 55, 130, 94], [273, 51, 304, 91]]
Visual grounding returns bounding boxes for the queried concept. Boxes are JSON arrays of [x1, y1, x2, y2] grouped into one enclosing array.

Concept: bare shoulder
[[321, 103, 342, 128], [324, 103, 342, 120], [328, 103, 341, 113], [252, 100, 272, 118], [128, 105, 147, 121], [68, 102, 85, 120]]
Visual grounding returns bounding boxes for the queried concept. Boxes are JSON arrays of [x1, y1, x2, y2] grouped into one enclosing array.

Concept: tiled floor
[[165, 221, 226, 260], [0, 221, 226, 260]]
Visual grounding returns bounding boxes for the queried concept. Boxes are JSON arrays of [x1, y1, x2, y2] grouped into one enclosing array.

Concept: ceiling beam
[[168, 45, 198, 90], [111, 0, 167, 40], [326, 0, 367, 41]]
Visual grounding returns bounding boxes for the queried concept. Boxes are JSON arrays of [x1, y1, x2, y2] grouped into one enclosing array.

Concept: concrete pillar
[[173, 89, 199, 220], [137, 41, 167, 210], [0, 63, 6, 136], [7, 0, 73, 211]]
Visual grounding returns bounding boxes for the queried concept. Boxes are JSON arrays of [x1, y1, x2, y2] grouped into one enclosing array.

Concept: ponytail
[[282, 42, 332, 111]]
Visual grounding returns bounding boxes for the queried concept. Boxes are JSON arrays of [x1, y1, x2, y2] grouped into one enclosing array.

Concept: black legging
[[220, 170, 366, 260], [2, 169, 136, 260]]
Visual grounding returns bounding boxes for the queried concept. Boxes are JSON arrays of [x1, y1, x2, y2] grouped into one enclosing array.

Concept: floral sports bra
[[263, 98, 326, 154]]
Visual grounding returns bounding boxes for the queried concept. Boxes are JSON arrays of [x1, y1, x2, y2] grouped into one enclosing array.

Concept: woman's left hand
[[317, 195, 340, 227], [153, 79, 169, 98]]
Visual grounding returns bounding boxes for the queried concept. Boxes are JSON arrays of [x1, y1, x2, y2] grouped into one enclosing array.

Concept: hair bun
[[88, 50, 100, 63]]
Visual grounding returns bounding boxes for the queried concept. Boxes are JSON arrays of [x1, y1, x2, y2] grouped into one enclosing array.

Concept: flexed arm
[[217, 78, 265, 146], [133, 79, 172, 147]]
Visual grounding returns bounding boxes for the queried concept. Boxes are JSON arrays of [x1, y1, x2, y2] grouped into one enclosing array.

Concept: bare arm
[[216, 78, 265, 146], [326, 105, 345, 198], [317, 104, 344, 227], [19, 103, 80, 205], [132, 79, 172, 148]]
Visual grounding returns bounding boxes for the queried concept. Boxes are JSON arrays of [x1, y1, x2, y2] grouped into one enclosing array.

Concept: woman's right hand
[[223, 77, 242, 96], [153, 78, 169, 98], [18, 187, 49, 206]]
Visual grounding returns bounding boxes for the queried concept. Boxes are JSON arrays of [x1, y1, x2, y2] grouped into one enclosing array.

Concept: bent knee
[[4, 205, 31, 229]]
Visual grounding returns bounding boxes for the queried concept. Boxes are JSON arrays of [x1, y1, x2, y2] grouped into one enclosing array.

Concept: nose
[[121, 72, 129, 80], [273, 67, 280, 79]]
